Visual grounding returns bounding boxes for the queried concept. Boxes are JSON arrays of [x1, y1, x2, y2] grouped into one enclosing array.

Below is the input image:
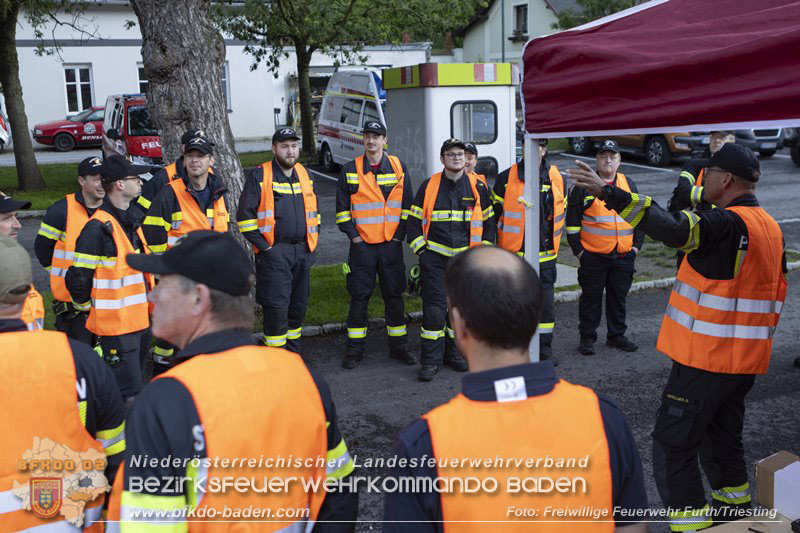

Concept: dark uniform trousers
[[99, 328, 151, 400], [539, 259, 557, 350], [346, 239, 407, 353], [652, 362, 755, 518], [419, 250, 460, 366], [578, 251, 635, 342], [256, 241, 314, 354], [54, 310, 94, 346]]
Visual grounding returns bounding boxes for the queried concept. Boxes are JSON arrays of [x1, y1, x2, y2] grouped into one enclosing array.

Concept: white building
[[8, 0, 430, 141]]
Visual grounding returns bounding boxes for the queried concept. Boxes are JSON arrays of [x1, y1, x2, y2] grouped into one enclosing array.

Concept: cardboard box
[[755, 451, 800, 514], [708, 513, 793, 532], [774, 460, 800, 520]]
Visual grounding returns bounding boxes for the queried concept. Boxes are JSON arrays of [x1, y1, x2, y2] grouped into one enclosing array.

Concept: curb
[[18, 210, 46, 219]]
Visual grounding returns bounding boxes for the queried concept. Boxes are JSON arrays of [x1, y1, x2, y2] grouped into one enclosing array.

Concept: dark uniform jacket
[[122, 328, 359, 526], [336, 154, 415, 242], [566, 173, 646, 258], [65, 199, 147, 307], [406, 170, 496, 255], [0, 319, 126, 483], [142, 173, 228, 253], [34, 189, 100, 271], [668, 157, 714, 213], [492, 158, 558, 254], [382, 362, 649, 530], [237, 160, 319, 253]]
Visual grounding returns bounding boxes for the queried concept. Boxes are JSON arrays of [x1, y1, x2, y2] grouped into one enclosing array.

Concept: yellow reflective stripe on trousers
[[326, 438, 355, 480], [539, 322, 555, 334], [668, 504, 712, 531], [265, 334, 287, 347], [711, 482, 751, 504], [421, 328, 445, 340], [287, 327, 302, 340], [97, 421, 126, 455], [347, 327, 367, 339], [539, 250, 557, 262], [387, 325, 407, 337]]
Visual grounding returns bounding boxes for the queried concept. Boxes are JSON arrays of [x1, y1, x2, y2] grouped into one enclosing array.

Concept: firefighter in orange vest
[[668, 131, 736, 269], [0, 191, 44, 331], [143, 134, 228, 372], [407, 138, 496, 382], [66, 156, 153, 402], [34, 156, 105, 344], [383, 246, 648, 531], [336, 121, 415, 369], [237, 128, 320, 353], [0, 236, 126, 532], [110, 230, 357, 529], [569, 143, 787, 530], [566, 140, 644, 356], [493, 139, 565, 363]]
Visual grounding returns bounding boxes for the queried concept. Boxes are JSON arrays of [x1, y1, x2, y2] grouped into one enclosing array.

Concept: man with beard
[[237, 128, 320, 354]]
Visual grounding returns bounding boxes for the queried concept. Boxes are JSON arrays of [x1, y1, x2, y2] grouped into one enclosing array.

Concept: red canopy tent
[[517, 0, 800, 360]]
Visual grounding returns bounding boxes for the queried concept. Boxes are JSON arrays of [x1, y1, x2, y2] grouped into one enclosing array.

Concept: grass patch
[[786, 249, 800, 262], [547, 138, 569, 152], [1, 151, 274, 210]]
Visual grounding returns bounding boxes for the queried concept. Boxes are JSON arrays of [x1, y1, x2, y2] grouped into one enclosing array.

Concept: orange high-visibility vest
[[255, 163, 319, 253], [497, 164, 565, 260], [20, 288, 44, 331], [0, 330, 106, 531], [85, 211, 150, 336], [166, 179, 228, 248], [468, 172, 488, 188], [423, 379, 614, 532], [421, 173, 483, 255], [580, 173, 634, 254], [50, 194, 92, 302], [165, 162, 178, 181], [349, 155, 405, 243], [107, 346, 328, 531], [657, 206, 786, 374]]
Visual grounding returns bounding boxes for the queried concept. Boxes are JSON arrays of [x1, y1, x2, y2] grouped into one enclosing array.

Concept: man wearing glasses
[[67, 156, 153, 404], [406, 138, 496, 381], [569, 143, 787, 530]]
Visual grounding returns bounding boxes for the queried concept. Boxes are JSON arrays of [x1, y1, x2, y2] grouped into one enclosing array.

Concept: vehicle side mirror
[[106, 128, 120, 140]]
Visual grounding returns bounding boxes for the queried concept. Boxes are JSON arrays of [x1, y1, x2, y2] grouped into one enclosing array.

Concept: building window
[[138, 65, 148, 94], [450, 101, 497, 144], [64, 65, 93, 113], [514, 4, 528, 34], [221, 62, 231, 111]]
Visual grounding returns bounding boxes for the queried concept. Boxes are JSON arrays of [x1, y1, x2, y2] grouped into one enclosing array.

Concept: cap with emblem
[[464, 142, 478, 156], [273, 128, 300, 143], [598, 139, 620, 154], [78, 156, 104, 177], [701, 143, 761, 182], [0, 192, 32, 214], [100, 155, 152, 183], [0, 236, 33, 305], [184, 136, 214, 155], [181, 128, 211, 146], [440, 138, 467, 156], [363, 121, 387, 136], [127, 230, 255, 296]]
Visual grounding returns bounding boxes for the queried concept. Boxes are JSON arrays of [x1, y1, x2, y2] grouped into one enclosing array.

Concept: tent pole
[[524, 136, 541, 362]]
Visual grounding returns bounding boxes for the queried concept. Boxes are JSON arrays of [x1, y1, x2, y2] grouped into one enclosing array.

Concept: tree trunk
[[131, 0, 249, 251], [0, 5, 46, 191], [295, 45, 316, 158]]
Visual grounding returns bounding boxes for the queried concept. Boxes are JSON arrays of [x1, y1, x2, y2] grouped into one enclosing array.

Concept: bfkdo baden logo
[[30, 478, 63, 518]]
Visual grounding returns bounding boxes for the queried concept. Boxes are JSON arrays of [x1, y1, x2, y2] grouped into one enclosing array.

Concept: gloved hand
[[94, 342, 121, 367], [52, 300, 84, 319]]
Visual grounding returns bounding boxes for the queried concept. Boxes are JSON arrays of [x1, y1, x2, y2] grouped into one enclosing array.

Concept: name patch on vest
[[494, 376, 527, 402]]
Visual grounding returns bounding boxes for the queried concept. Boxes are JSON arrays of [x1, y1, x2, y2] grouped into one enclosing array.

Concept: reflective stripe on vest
[[86, 211, 150, 336], [497, 164, 565, 259], [106, 346, 328, 530], [420, 173, 483, 257], [0, 331, 106, 531], [20, 289, 45, 331], [50, 194, 92, 301], [657, 206, 786, 374], [256, 163, 319, 252], [423, 379, 613, 531], [166, 179, 229, 246], [580, 173, 634, 254], [349, 155, 405, 243]]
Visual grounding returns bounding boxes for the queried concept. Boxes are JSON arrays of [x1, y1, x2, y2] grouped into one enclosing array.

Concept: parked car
[[783, 127, 800, 166], [31, 106, 104, 152], [102, 94, 163, 165], [734, 128, 782, 157], [0, 107, 9, 153], [569, 133, 708, 167]]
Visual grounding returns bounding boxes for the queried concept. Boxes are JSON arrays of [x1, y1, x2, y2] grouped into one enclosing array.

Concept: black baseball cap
[[184, 136, 214, 155], [464, 142, 478, 156], [710, 130, 735, 137], [78, 156, 104, 177], [273, 127, 300, 143], [700, 142, 760, 182], [440, 138, 467, 156], [538, 139, 549, 147], [363, 121, 387, 135], [127, 230, 255, 296], [598, 139, 620, 154], [0, 192, 31, 214], [100, 155, 152, 183], [181, 128, 211, 145]]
